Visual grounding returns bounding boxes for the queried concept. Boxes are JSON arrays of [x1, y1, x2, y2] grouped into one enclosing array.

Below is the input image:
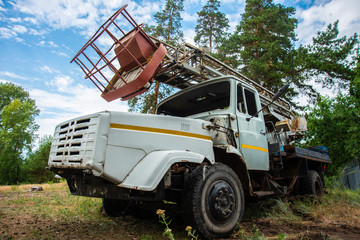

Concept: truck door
[[236, 84, 269, 171]]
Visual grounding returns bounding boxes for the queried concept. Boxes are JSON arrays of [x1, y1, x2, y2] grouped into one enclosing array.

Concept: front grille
[[49, 115, 99, 167]]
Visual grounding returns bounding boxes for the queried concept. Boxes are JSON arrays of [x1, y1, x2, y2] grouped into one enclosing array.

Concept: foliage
[[215, 1, 358, 106], [194, 0, 229, 50], [185, 226, 198, 240], [306, 60, 360, 172], [156, 209, 175, 240], [297, 21, 358, 90], [22, 135, 57, 184], [218, 0, 297, 94], [147, 0, 184, 45], [127, 82, 174, 114], [295, 21, 359, 102], [0, 82, 39, 185]]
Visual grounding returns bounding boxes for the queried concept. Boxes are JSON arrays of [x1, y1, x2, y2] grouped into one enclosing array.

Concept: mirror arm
[[246, 83, 289, 122], [246, 101, 273, 121]]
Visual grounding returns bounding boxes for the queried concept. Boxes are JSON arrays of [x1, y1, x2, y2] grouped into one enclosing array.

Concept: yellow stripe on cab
[[242, 144, 269, 153], [110, 123, 211, 141]]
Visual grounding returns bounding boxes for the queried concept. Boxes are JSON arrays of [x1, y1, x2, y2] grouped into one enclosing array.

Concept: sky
[[0, 0, 359, 141]]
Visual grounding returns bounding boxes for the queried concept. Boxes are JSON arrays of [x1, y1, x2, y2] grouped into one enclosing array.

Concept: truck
[[48, 5, 331, 239]]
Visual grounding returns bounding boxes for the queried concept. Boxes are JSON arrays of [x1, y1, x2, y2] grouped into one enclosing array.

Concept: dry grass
[[1, 182, 359, 240], [0, 181, 67, 192]]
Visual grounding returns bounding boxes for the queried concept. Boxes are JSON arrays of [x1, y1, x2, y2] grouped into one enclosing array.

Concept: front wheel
[[182, 163, 245, 239]]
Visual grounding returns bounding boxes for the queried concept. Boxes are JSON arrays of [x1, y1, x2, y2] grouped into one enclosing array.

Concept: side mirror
[[273, 84, 289, 102], [246, 83, 289, 121]]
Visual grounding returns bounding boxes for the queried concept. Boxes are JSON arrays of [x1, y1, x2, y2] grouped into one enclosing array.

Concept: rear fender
[[119, 150, 211, 191]]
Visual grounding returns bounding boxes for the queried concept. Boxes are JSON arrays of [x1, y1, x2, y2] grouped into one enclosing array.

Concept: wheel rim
[[206, 180, 236, 223]]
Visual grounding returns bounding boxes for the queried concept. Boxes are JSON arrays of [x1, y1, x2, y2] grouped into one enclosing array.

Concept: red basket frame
[[71, 4, 167, 102]]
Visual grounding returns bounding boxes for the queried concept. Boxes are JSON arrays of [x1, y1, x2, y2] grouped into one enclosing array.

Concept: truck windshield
[[157, 81, 230, 117]]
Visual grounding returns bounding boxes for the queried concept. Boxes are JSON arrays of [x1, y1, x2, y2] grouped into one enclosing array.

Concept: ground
[[0, 183, 359, 240]]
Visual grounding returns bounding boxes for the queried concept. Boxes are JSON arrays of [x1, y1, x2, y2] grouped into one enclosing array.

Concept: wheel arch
[[213, 145, 253, 196], [119, 150, 210, 191]]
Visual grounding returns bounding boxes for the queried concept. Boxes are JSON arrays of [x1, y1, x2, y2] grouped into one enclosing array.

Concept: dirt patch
[[1, 184, 359, 239]]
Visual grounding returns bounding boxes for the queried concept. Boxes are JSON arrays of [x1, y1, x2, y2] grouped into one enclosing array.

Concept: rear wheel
[[102, 199, 132, 217], [302, 170, 324, 197], [182, 163, 245, 239]]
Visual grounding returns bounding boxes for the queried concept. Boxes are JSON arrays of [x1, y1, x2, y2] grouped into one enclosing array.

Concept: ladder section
[[152, 38, 294, 119]]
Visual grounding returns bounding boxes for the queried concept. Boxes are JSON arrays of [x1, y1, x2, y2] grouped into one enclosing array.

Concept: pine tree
[[239, 0, 297, 91], [128, 0, 184, 113], [218, 0, 297, 93], [194, 0, 229, 50], [152, 0, 184, 45], [296, 21, 358, 93]]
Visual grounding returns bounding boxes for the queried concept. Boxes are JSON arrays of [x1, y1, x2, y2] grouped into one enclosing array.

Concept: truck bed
[[269, 143, 331, 163]]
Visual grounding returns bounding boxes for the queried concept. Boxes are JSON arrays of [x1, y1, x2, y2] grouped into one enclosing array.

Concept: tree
[[295, 21, 358, 99], [128, 83, 173, 114], [218, 0, 297, 93], [22, 135, 56, 183], [147, 0, 184, 45], [129, 0, 184, 113], [306, 59, 360, 173], [0, 83, 39, 185], [194, 0, 229, 50]]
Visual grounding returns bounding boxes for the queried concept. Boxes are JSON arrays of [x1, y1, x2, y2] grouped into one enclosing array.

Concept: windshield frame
[[156, 78, 234, 118]]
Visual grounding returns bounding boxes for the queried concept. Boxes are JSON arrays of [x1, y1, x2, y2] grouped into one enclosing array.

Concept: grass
[[1, 181, 359, 239], [237, 186, 360, 239]]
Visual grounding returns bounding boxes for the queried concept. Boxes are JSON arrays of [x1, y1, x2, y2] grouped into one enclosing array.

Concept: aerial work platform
[[71, 4, 294, 120]]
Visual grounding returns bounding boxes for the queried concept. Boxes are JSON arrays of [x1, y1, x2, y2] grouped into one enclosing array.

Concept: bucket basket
[[71, 4, 167, 102]]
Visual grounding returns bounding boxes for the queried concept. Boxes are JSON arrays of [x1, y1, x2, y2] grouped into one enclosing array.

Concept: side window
[[244, 88, 258, 117], [237, 85, 246, 113]]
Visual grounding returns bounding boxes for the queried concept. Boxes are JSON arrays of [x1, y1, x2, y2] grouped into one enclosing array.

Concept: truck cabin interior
[[157, 81, 230, 117]]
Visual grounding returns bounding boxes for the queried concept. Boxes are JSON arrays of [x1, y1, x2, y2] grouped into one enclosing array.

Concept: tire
[[302, 170, 324, 197], [102, 198, 132, 217], [182, 163, 245, 239]]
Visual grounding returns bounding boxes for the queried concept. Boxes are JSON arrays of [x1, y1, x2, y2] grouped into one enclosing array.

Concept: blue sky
[[0, 0, 359, 139]]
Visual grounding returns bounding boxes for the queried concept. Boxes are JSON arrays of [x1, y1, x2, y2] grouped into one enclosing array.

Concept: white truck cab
[[157, 77, 269, 171]]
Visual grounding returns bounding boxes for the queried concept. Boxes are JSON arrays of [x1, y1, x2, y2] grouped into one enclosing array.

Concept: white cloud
[[0, 71, 26, 80], [11, 0, 161, 38], [38, 40, 59, 48], [51, 50, 70, 58], [0, 0, 4, 11], [12, 24, 27, 34], [183, 12, 197, 22], [183, 28, 196, 45], [28, 28, 47, 36], [46, 75, 74, 93], [8, 17, 22, 23], [14, 37, 25, 43], [24, 17, 37, 24], [0, 24, 29, 39], [40, 65, 58, 74], [0, 27, 16, 39], [296, 0, 360, 45], [30, 79, 129, 137]]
